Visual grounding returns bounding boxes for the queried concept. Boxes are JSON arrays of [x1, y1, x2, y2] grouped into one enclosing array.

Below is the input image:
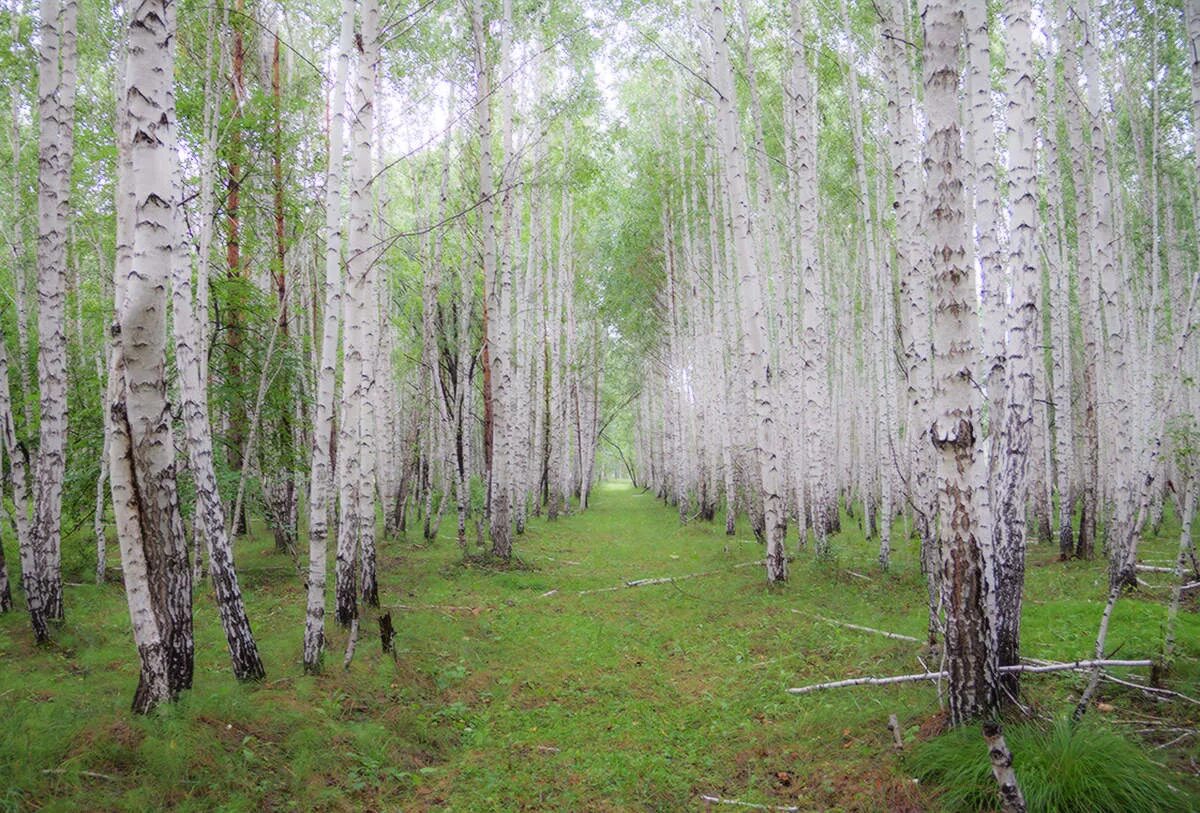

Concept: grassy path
[[1, 481, 1197, 810]]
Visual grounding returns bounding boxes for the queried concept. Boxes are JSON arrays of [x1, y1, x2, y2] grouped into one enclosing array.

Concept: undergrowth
[[1, 481, 1197, 810], [911, 717, 1198, 812]]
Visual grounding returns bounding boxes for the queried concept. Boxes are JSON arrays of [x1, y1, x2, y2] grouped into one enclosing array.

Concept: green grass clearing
[[1, 480, 1197, 811]]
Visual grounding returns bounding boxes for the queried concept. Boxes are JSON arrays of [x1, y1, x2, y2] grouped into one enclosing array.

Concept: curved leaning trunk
[[169, 43, 263, 681], [110, 0, 193, 713]]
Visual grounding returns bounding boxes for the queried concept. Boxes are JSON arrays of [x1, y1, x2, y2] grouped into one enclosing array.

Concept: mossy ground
[[1, 480, 1197, 811]]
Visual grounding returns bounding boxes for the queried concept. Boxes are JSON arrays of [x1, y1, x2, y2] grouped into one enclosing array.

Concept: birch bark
[[336, 0, 381, 623], [111, 0, 193, 712], [171, 31, 264, 679], [31, 0, 79, 632], [706, 0, 786, 582], [303, 0, 354, 671], [923, 0, 996, 723]]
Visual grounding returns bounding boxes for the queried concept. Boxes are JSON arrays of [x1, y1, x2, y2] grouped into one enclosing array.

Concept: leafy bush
[[910, 717, 1196, 812]]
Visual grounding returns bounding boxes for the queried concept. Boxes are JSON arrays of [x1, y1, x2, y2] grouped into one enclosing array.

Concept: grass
[[0, 480, 1197, 811], [911, 717, 1195, 812]]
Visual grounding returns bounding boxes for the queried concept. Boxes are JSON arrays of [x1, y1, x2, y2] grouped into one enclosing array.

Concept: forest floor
[[1, 480, 1198, 811]]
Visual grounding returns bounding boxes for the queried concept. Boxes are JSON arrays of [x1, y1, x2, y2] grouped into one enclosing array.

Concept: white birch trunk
[[303, 0, 354, 671], [336, 0, 381, 623], [111, 0, 193, 713], [923, 0, 997, 724], [30, 0, 79, 634], [706, 0, 787, 582]]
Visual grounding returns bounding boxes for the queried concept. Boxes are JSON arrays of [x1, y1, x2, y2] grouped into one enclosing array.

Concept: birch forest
[[1, 0, 1200, 809]]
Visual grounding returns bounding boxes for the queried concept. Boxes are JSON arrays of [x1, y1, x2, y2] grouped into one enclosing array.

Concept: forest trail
[[4, 481, 1194, 810]]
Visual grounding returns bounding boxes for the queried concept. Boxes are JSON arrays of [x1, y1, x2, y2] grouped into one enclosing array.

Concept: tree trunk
[[170, 0, 263, 680], [30, 0, 79, 635], [303, 0, 354, 671], [923, 0, 996, 724], [705, 0, 787, 583], [335, 0, 381, 624], [111, 0, 193, 712]]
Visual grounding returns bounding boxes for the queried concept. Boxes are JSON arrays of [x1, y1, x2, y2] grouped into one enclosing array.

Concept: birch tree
[[303, 0, 354, 671], [110, 0, 193, 713], [335, 0, 382, 624], [923, 0, 996, 723], [28, 0, 79, 637], [706, 0, 787, 583]]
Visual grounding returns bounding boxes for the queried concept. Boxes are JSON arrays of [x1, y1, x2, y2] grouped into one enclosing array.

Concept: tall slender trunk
[[269, 28, 297, 555], [335, 0, 381, 623], [224, 0, 248, 536], [706, 0, 787, 583], [303, 0, 354, 672], [170, 0, 263, 682], [992, 0, 1038, 700], [923, 0, 996, 724], [30, 0, 79, 635]]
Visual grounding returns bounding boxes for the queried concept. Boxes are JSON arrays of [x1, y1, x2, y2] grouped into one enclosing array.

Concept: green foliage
[[911, 718, 1198, 813]]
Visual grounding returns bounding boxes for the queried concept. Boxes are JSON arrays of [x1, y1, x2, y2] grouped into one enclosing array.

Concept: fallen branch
[[43, 769, 118, 782], [1155, 731, 1195, 750], [1013, 659, 1153, 675], [788, 671, 945, 694], [887, 714, 904, 749], [578, 560, 766, 596], [699, 795, 799, 812], [787, 660, 1154, 695], [807, 613, 921, 643], [539, 589, 558, 598], [1100, 672, 1200, 706], [846, 570, 873, 582], [1136, 564, 1175, 573], [388, 603, 482, 614]]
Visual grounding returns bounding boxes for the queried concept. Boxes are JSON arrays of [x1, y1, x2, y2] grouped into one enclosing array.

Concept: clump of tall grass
[[910, 717, 1195, 812]]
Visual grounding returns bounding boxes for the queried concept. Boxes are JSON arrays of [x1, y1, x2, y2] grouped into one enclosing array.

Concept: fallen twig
[[1136, 564, 1175, 573], [1155, 731, 1195, 750], [43, 768, 118, 782], [578, 560, 766, 595], [806, 613, 921, 643], [787, 660, 1155, 695], [699, 795, 799, 812], [846, 570, 872, 582], [388, 603, 482, 614], [1100, 672, 1200, 706], [539, 589, 558, 598]]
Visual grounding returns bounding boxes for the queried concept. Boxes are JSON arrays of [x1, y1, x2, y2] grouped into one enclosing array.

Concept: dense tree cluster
[[0, 0, 1196, 743]]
